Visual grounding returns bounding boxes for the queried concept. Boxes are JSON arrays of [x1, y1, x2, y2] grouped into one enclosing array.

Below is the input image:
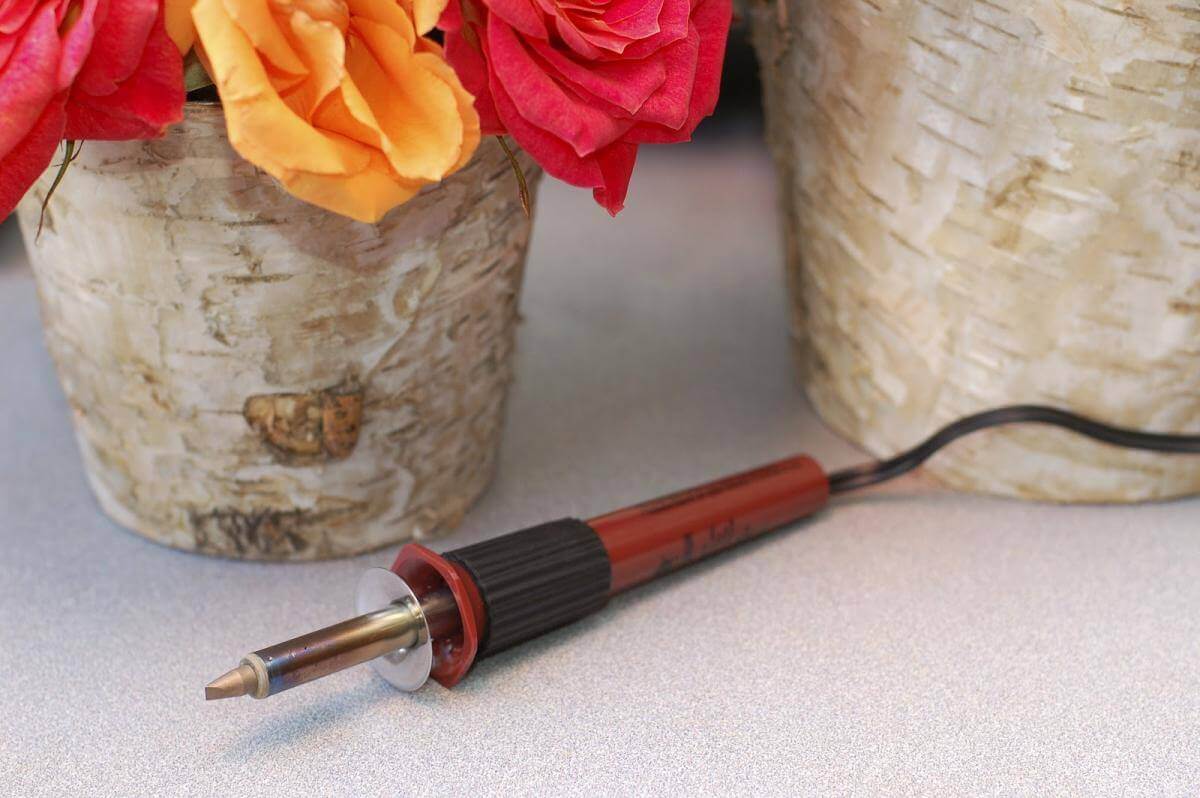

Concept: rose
[[439, 0, 731, 214], [186, 0, 481, 222], [0, 0, 184, 218]]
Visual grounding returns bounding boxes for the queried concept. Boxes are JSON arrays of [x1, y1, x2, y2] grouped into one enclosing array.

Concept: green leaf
[[184, 52, 214, 92]]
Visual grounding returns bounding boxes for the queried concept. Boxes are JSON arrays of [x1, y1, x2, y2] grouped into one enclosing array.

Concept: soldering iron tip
[[205, 663, 258, 701]]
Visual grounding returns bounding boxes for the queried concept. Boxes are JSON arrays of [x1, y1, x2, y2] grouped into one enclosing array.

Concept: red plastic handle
[[393, 454, 829, 688], [589, 455, 830, 594]]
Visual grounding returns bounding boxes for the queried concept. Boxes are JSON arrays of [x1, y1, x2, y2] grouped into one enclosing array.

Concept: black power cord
[[828, 405, 1200, 495]]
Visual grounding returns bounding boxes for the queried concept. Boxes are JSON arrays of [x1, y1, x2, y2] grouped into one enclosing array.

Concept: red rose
[[0, 0, 184, 218], [440, 0, 731, 214]]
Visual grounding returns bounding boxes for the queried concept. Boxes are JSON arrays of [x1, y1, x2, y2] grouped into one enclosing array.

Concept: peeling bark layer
[[749, 0, 1200, 502], [16, 105, 541, 559]]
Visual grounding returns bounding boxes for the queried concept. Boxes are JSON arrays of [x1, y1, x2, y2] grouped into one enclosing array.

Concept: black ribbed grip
[[445, 519, 611, 656]]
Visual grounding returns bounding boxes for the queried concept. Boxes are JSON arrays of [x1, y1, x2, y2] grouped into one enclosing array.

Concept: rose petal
[[487, 17, 630, 157], [0, 6, 59, 160], [0, 93, 66, 219], [64, 7, 185, 139], [551, 14, 605, 60], [480, 0, 546, 39], [619, 0, 688, 60], [74, 0, 157, 96], [437, 0, 464, 31], [592, 139, 636, 215], [58, 0, 103, 88], [602, 0, 658, 25], [527, 37, 664, 115], [0, 0, 39, 36], [626, 25, 696, 129], [489, 63, 602, 188], [679, 0, 728, 124], [536, 0, 635, 57], [0, 40, 16, 73], [557, 14, 631, 55], [348, 16, 464, 181], [601, 0, 661, 40], [406, 0, 450, 36], [414, 41, 482, 171], [556, 0, 603, 16], [277, 5, 346, 120], [346, 0, 416, 48], [221, 0, 308, 74], [311, 68, 386, 149], [443, 22, 503, 133], [164, 0, 197, 52], [284, 149, 423, 223], [628, 0, 728, 142]]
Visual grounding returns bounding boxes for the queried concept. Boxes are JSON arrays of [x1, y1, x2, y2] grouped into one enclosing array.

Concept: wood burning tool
[[205, 406, 1200, 701]]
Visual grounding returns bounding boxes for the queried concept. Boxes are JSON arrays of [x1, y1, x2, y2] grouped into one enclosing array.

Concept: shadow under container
[[17, 104, 541, 560], [749, 0, 1200, 502]]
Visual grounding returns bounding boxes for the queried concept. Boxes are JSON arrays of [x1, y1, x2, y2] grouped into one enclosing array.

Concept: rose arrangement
[[1, 0, 730, 222]]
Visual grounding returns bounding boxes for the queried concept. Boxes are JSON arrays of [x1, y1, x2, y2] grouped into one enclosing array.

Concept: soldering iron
[[206, 406, 1200, 701]]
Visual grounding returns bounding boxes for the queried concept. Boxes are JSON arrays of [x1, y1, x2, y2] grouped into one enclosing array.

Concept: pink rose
[[440, 0, 731, 214], [0, 0, 183, 218]]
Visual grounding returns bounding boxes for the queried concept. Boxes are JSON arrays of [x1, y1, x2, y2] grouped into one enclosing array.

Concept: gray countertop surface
[[1, 139, 1198, 797]]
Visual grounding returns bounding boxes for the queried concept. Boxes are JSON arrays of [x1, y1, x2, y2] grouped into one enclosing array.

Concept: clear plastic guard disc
[[355, 568, 433, 692]]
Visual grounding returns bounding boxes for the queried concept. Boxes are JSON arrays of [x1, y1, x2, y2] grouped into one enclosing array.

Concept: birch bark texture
[[16, 105, 541, 559], [749, 0, 1200, 501]]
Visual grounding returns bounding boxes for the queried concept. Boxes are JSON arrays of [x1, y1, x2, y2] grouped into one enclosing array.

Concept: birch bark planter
[[749, 1, 1200, 502], [16, 105, 541, 559]]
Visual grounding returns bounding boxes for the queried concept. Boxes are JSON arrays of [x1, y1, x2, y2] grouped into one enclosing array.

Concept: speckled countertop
[[1, 140, 1198, 796]]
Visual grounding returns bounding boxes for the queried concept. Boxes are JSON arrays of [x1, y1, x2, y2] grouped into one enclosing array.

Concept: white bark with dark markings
[[750, 0, 1200, 501], [17, 105, 541, 559]]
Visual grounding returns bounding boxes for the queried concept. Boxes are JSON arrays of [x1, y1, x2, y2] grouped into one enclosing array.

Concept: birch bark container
[[749, 0, 1200, 502], [16, 105, 541, 559]]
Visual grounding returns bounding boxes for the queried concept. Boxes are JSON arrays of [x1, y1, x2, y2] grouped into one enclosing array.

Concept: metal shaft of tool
[[220, 588, 457, 699]]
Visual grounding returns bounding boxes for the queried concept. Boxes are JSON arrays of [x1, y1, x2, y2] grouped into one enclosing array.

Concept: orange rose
[[177, 0, 479, 222]]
